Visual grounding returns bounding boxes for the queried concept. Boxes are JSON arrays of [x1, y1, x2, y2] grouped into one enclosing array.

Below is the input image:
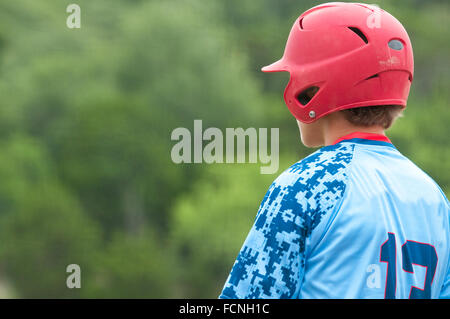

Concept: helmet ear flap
[[283, 79, 324, 123], [296, 86, 320, 106]]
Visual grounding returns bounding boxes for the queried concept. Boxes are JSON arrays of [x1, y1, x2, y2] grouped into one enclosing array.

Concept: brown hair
[[341, 105, 404, 129]]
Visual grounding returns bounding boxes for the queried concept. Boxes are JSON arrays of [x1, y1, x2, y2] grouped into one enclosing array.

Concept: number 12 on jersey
[[380, 232, 438, 299]]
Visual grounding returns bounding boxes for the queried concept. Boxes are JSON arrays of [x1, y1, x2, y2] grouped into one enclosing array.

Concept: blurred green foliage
[[0, 0, 448, 298]]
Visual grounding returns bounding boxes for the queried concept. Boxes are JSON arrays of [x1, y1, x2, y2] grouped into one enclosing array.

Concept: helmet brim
[[261, 59, 289, 73]]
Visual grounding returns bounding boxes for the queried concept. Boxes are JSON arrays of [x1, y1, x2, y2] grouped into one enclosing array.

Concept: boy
[[219, 2, 449, 299]]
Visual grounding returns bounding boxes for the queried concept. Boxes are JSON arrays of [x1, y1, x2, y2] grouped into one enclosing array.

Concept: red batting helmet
[[262, 2, 414, 123]]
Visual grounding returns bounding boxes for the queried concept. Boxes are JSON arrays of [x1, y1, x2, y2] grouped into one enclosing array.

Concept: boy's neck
[[324, 126, 386, 146], [323, 112, 386, 146]]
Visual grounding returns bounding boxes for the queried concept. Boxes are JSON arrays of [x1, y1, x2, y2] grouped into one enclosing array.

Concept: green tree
[[170, 156, 298, 298], [0, 135, 100, 298]]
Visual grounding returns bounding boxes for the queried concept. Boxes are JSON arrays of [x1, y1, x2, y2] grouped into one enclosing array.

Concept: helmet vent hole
[[365, 74, 379, 80], [348, 27, 368, 44], [296, 86, 319, 106], [299, 17, 304, 29]]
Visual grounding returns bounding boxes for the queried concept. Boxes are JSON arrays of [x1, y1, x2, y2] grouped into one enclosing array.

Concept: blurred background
[[0, 0, 448, 298]]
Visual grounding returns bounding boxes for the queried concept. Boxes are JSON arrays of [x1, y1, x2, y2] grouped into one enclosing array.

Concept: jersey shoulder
[[274, 141, 355, 195], [266, 142, 356, 230]]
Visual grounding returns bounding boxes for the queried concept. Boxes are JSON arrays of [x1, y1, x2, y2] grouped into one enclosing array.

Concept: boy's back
[[220, 133, 449, 299]]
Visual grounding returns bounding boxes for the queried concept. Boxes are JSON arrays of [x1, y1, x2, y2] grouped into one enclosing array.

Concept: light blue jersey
[[219, 132, 450, 299]]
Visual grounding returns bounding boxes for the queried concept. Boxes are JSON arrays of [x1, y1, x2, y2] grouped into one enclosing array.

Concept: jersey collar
[[333, 132, 394, 147]]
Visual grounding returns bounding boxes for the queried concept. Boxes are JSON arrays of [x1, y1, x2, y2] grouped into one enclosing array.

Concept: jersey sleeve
[[219, 143, 354, 299]]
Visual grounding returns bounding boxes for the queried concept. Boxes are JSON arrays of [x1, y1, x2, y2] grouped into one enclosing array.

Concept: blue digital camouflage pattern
[[219, 137, 450, 299]]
